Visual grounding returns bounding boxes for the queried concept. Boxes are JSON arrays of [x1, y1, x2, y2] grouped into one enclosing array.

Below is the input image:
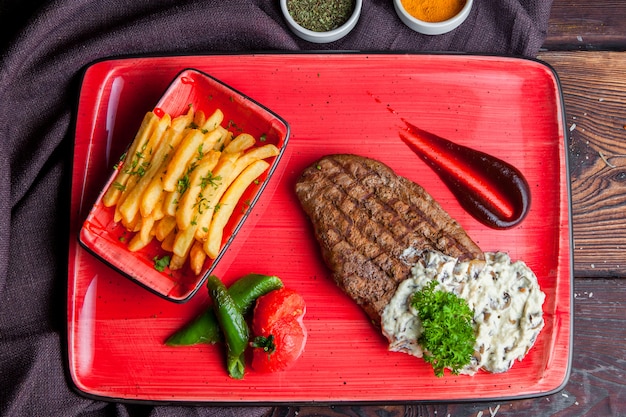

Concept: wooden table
[[266, 2, 626, 416]]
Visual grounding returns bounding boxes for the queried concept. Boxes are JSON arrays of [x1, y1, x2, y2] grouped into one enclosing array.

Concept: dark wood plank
[[546, 0, 626, 51], [263, 278, 626, 417], [537, 51, 626, 277]]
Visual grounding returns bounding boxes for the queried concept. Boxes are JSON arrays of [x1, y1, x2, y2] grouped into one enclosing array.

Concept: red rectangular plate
[[68, 54, 572, 403]]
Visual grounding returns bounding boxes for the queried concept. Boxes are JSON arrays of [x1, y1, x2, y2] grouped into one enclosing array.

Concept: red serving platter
[[67, 54, 572, 403]]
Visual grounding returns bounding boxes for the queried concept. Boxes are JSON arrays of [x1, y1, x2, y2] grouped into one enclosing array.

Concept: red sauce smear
[[153, 107, 165, 118], [399, 120, 531, 229]]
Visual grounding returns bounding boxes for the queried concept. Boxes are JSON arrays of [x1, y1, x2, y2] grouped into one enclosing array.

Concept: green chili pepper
[[165, 273, 283, 347], [207, 275, 250, 379], [164, 309, 222, 346], [228, 273, 284, 312]]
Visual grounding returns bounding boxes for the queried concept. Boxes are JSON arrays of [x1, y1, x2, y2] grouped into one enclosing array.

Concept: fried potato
[[116, 113, 171, 205], [160, 228, 176, 252], [201, 109, 224, 132], [116, 114, 175, 224], [232, 144, 279, 176], [201, 127, 225, 152], [121, 211, 141, 232], [139, 111, 193, 217], [128, 226, 153, 252], [224, 133, 255, 153], [176, 150, 221, 230], [193, 109, 207, 128], [139, 214, 156, 243], [102, 112, 160, 207], [169, 253, 188, 271], [193, 155, 240, 241], [163, 189, 181, 217], [204, 159, 270, 259], [189, 240, 206, 276], [214, 129, 233, 151], [162, 129, 205, 192], [155, 215, 177, 242], [173, 222, 197, 258]]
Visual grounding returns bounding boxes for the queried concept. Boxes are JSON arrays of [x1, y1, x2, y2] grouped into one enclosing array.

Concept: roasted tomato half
[[250, 288, 307, 373]]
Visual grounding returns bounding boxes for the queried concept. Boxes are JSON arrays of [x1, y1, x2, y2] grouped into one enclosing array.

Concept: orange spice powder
[[400, 0, 466, 23]]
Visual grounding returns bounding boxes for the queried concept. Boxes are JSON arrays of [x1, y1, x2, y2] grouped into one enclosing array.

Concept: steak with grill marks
[[295, 154, 485, 326]]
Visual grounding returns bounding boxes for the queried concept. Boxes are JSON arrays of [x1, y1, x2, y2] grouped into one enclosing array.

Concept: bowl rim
[[280, 0, 363, 42], [394, 0, 473, 33]]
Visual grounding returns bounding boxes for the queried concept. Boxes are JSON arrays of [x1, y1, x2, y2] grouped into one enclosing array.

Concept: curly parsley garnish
[[153, 255, 171, 272], [411, 280, 476, 377]]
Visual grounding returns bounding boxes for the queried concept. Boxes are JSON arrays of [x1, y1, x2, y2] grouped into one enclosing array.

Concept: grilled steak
[[295, 154, 484, 325]]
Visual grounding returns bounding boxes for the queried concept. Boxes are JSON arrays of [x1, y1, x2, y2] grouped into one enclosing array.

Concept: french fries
[[204, 159, 270, 259], [102, 112, 160, 208], [103, 107, 276, 274]]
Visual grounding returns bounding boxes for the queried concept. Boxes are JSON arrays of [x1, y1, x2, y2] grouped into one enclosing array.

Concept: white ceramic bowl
[[281, 0, 362, 43], [394, 0, 473, 35]]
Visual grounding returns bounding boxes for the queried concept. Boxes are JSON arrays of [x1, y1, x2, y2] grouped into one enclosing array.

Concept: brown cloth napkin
[[0, 1, 552, 416]]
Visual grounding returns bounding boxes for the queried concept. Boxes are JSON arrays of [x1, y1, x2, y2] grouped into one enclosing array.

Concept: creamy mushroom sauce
[[382, 250, 545, 375]]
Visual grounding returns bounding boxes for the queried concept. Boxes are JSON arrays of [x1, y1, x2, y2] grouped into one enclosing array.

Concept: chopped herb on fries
[[103, 106, 278, 274]]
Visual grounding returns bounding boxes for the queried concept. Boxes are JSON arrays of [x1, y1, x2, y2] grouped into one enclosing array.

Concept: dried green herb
[[287, 0, 355, 32]]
